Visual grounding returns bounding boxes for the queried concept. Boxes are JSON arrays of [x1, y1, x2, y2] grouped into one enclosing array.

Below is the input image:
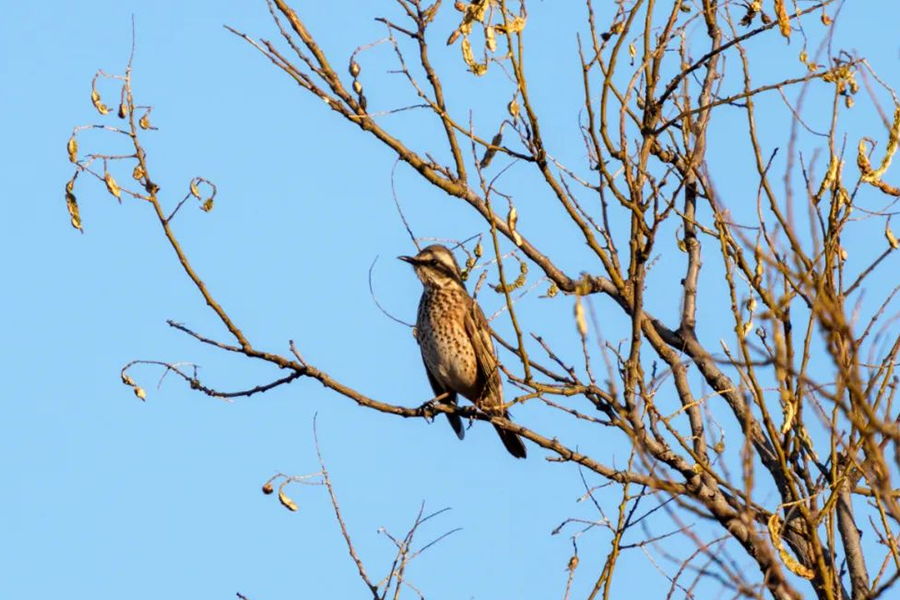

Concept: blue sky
[[2, 1, 899, 598]]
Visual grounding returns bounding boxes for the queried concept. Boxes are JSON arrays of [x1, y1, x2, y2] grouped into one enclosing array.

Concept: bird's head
[[399, 244, 465, 290]]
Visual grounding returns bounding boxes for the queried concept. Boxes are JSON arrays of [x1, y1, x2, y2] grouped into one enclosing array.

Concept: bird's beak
[[398, 255, 416, 264]]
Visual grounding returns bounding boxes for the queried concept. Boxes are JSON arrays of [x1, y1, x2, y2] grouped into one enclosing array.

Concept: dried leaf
[[767, 513, 815, 579], [886, 223, 900, 249], [132, 164, 145, 180], [201, 198, 214, 212], [91, 89, 109, 115], [485, 26, 496, 52], [774, 0, 791, 39], [134, 386, 146, 401], [189, 180, 201, 199], [278, 488, 299, 512], [67, 135, 78, 163], [139, 113, 151, 130], [574, 298, 588, 337], [507, 99, 519, 118], [65, 188, 82, 231], [104, 172, 121, 200]]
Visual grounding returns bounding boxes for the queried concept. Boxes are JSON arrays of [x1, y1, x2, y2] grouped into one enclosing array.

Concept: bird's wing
[[422, 357, 464, 440], [463, 298, 503, 412]]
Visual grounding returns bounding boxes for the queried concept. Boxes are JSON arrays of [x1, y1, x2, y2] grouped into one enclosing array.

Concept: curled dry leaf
[[278, 488, 299, 512], [774, 0, 791, 39], [767, 513, 815, 579], [67, 136, 78, 163], [65, 183, 82, 232], [574, 298, 588, 337], [91, 89, 109, 115], [104, 172, 121, 200], [886, 223, 900, 249]]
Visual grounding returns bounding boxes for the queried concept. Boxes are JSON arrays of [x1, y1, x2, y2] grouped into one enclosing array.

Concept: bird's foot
[[418, 399, 438, 422]]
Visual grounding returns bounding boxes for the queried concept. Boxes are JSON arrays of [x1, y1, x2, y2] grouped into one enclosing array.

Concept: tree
[[64, 1, 900, 598]]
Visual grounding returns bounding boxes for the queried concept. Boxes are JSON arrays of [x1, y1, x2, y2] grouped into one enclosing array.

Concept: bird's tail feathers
[[446, 413, 465, 440], [493, 424, 527, 459]]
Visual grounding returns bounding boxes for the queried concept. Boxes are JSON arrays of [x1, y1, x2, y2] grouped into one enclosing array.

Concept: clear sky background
[[2, 2, 898, 599]]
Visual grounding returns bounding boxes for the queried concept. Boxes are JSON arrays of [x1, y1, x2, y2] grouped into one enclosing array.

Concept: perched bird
[[399, 244, 527, 458]]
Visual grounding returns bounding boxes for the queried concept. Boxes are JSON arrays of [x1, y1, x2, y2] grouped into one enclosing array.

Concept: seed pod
[[134, 386, 146, 401], [139, 113, 151, 130], [352, 80, 363, 95], [474, 242, 483, 257], [507, 99, 519, 118], [132, 164, 144, 180], [67, 135, 78, 163], [348, 60, 361, 77], [118, 102, 129, 118], [261, 482, 274, 495], [189, 180, 201, 199]]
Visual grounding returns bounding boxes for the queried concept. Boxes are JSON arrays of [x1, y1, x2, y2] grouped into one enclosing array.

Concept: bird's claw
[[418, 399, 438, 422]]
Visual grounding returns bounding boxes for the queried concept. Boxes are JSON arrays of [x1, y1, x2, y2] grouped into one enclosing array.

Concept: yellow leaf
[[474, 242, 483, 257], [485, 26, 496, 52], [628, 43, 636, 58], [507, 99, 519, 118], [507, 206, 518, 231], [65, 189, 82, 231], [134, 386, 146, 401], [574, 298, 588, 337], [105, 172, 121, 200], [201, 198, 214, 212], [139, 113, 151, 130], [278, 489, 299, 512], [886, 223, 900, 249], [189, 180, 201, 199], [132, 164, 145, 180], [67, 135, 78, 163], [767, 513, 815, 579], [91, 89, 109, 115], [774, 0, 791, 39]]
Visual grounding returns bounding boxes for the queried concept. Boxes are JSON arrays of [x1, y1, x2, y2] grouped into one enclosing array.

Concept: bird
[[399, 244, 527, 458]]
